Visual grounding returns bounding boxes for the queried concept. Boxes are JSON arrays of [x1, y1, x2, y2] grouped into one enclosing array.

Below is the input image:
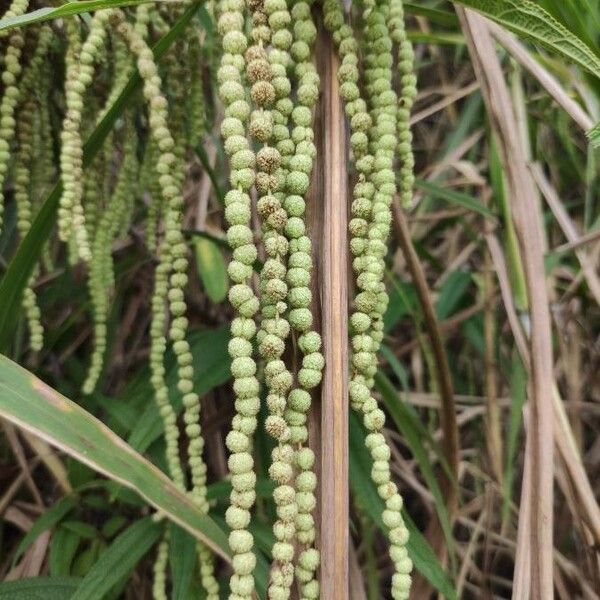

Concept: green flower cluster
[[281, 2, 322, 598], [0, 0, 29, 232], [217, 0, 325, 597], [0, 3, 422, 597], [83, 118, 138, 395], [59, 11, 112, 263], [217, 1, 262, 598], [114, 9, 217, 598], [14, 101, 43, 351], [11, 25, 53, 352], [389, 0, 416, 207], [247, 1, 302, 598]]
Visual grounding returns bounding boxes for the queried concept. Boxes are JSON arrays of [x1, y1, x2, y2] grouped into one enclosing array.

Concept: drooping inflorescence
[[83, 117, 138, 395], [14, 99, 43, 351], [242, 1, 301, 598], [216, 1, 263, 597], [11, 25, 53, 352], [281, 4, 322, 597], [59, 11, 112, 263], [112, 8, 219, 598], [0, 0, 29, 233], [0, 2, 421, 597], [389, 0, 417, 208]]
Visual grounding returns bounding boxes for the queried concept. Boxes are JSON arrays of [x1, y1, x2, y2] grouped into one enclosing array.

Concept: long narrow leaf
[[169, 524, 196, 600], [0, 354, 229, 561], [0, 1, 169, 32], [0, 577, 80, 599], [12, 496, 78, 565], [71, 518, 162, 600], [416, 178, 495, 219]]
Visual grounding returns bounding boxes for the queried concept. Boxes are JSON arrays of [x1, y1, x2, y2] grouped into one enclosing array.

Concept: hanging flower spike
[[59, 11, 112, 264], [217, 0, 263, 597], [0, 0, 30, 233], [113, 8, 218, 598]]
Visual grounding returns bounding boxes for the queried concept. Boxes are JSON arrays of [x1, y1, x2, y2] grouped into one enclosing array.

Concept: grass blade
[[70, 518, 162, 600], [415, 178, 495, 219], [12, 495, 77, 565], [0, 1, 170, 32], [0, 577, 80, 599], [169, 524, 196, 600], [0, 353, 230, 561]]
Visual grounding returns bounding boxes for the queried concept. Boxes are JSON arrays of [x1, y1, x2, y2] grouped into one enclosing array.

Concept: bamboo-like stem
[[483, 217, 503, 485], [312, 26, 349, 600], [457, 9, 555, 599], [391, 203, 460, 496], [391, 201, 459, 594]]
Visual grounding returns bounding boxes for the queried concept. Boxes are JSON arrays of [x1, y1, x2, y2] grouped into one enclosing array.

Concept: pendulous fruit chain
[[0, 1, 418, 596]]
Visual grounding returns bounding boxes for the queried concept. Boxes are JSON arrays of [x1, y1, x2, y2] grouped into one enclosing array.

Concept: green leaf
[[62, 521, 98, 540], [0, 577, 80, 599], [49, 527, 81, 576], [0, 3, 199, 352], [195, 237, 229, 303], [415, 178, 496, 219], [71, 518, 162, 600], [13, 496, 77, 565], [71, 540, 104, 579], [435, 270, 472, 320], [349, 413, 457, 599], [453, 0, 600, 79], [403, 2, 459, 26], [169, 524, 197, 600], [0, 354, 230, 562], [587, 120, 600, 148], [0, 1, 164, 32], [502, 352, 527, 523]]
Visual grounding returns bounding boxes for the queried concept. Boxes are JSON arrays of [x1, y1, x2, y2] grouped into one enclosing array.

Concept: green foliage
[[70, 518, 163, 600], [0, 577, 81, 599], [454, 0, 600, 77], [0, 354, 231, 561], [0, 1, 156, 32]]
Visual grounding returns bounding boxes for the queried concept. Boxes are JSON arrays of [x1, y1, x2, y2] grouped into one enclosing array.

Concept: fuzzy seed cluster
[[389, 0, 416, 207], [59, 11, 112, 263], [217, 1, 262, 598], [283, 2, 322, 598], [245, 2, 300, 599], [114, 9, 218, 599], [0, 1, 29, 232]]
